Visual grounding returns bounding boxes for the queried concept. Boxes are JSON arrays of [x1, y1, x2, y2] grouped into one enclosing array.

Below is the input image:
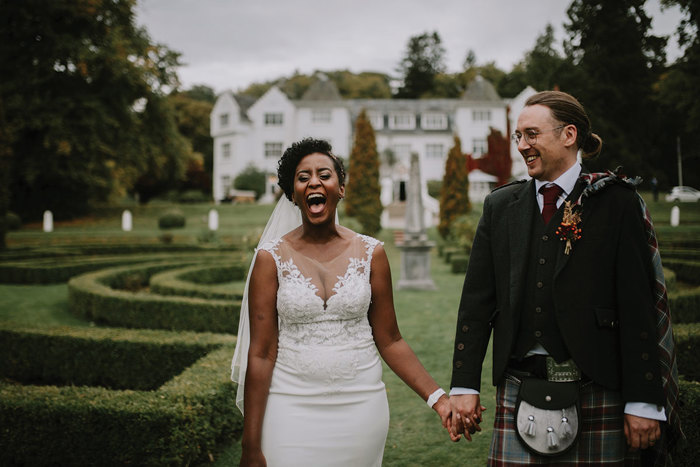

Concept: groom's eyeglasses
[[511, 124, 567, 145]]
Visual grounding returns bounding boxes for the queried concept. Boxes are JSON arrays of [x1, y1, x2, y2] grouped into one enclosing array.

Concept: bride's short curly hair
[[277, 138, 346, 201]]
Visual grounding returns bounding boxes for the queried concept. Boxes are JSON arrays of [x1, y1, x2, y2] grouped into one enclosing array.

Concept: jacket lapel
[[508, 179, 537, 311]]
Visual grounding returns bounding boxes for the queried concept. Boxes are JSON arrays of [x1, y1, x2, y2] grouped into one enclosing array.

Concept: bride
[[232, 138, 458, 466]]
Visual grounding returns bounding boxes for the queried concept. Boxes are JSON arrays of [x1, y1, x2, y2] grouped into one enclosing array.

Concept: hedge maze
[[0, 243, 248, 466]]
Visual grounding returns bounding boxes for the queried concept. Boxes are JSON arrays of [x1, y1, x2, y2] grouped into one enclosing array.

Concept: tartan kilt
[[488, 374, 643, 466]]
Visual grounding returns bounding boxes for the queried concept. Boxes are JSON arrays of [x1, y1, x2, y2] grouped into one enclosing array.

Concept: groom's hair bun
[[277, 138, 345, 201]]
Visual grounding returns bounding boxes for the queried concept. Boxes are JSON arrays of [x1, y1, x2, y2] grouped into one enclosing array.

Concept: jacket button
[[534, 330, 542, 338], [535, 307, 542, 313], [641, 352, 649, 361], [462, 325, 469, 333], [457, 343, 465, 351], [542, 235, 549, 241], [539, 258, 546, 265], [455, 361, 463, 369], [645, 372, 654, 381], [537, 281, 543, 288]]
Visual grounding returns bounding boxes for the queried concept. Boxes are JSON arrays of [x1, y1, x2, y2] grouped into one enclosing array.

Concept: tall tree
[[562, 0, 667, 177], [345, 110, 382, 235], [0, 97, 12, 249], [438, 136, 470, 239], [0, 0, 189, 218], [168, 90, 214, 193], [395, 31, 446, 98], [656, 0, 700, 188]]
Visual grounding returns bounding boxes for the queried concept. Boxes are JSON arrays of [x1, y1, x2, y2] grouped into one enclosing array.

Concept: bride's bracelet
[[426, 388, 446, 408]]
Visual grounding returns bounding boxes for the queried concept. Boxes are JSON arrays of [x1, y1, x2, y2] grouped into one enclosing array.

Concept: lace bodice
[[258, 233, 383, 392]]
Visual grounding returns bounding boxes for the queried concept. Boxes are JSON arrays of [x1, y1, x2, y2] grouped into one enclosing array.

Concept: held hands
[[432, 394, 486, 442], [449, 394, 487, 442]]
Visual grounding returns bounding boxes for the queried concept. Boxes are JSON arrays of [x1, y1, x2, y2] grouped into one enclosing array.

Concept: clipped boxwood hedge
[[663, 258, 700, 284], [0, 324, 240, 466], [450, 254, 469, 274], [674, 379, 700, 466], [0, 326, 220, 390], [68, 262, 241, 333], [150, 263, 247, 300], [675, 323, 700, 382], [669, 286, 700, 324]]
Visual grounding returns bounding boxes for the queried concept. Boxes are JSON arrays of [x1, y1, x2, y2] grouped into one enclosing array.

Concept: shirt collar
[[534, 162, 582, 197]]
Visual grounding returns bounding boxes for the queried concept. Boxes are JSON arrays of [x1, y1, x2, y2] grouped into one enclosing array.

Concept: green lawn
[[2, 196, 698, 466]]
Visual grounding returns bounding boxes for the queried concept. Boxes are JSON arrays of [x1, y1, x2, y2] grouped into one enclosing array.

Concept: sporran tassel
[[547, 426, 559, 449], [559, 415, 573, 439], [525, 415, 536, 437]]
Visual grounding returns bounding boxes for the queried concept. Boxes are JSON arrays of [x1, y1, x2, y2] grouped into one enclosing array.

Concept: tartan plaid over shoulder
[[577, 168, 684, 465]]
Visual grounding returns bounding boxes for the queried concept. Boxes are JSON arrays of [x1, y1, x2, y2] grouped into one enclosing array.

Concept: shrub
[[675, 323, 700, 382], [0, 324, 240, 466], [5, 211, 21, 230], [149, 263, 247, 300], [670, 286, 700, 324], [234, 165, 266, 200], [674, 379, 700, 466], [426, 180, 442, 199], [450, 254, 469, 274], [158, 209, 186, 229], [178, 189, 209, 203], [67, 261, 241, 333]]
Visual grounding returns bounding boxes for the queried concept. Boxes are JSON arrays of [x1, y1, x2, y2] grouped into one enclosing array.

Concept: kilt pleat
[[487, 375, 643, 466]]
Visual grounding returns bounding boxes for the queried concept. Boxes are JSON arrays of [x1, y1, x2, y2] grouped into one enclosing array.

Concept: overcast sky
[[135, 0, 684, 94]]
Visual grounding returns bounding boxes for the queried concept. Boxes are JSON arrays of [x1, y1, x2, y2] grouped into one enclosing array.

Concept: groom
[[448, 91, 674, 464]]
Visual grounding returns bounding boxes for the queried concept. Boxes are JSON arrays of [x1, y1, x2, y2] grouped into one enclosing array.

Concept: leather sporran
[[515, 378, 581, 456]]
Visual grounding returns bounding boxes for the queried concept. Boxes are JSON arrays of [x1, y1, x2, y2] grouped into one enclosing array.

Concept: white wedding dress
[[258, 232, 390, 466]]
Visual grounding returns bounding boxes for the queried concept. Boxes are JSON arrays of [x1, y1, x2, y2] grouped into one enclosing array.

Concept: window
[[219, 113, 229, 127], [265, 142, 283, 158], [367, 111, 384, 130], [264, 113, 283, 126], [222, 143, 231, 158], [422, 113, 447, 130], [388, 112, 415, 130], [312, 109, 331, 123], [426, 143, 444, 159], [472, 138, 487, 155], [472, 110, 491, 122]]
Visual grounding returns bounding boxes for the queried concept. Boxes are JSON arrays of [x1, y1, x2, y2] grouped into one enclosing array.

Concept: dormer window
[[312, 109, 331, 123], [388, 112, 415, 130], [472, 110, 491, 122], [265, 113, 284, 126], [421, 113, 447, 130], [219, 113, 229, 127]]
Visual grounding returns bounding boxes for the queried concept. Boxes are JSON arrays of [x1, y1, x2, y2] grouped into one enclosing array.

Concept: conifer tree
[[438, 136, 470, 239], [346, 110, 382, 235]]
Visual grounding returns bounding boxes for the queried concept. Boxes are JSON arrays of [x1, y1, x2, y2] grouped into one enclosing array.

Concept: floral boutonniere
[[555, 201, 582, 255]]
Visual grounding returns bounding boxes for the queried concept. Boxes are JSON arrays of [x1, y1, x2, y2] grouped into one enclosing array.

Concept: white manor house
[[210, 74, 536, 215]]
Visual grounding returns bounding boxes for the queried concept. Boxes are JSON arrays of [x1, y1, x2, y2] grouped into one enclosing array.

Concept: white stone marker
[[122, 210, 133, 231], [208, 209, 219, 231], [43, 210, 53, 232], [670, 206, 680, 227]]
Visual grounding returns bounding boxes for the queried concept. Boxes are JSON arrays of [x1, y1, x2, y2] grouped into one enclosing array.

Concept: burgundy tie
[[540, 184, 563, 224]]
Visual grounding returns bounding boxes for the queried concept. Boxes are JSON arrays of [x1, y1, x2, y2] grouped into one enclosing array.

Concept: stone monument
[[397, 153, 436, 290]]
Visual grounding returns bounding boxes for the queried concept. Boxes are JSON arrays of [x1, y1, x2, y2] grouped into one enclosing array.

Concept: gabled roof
[[462, 75, 501, 102], [300, 73, 342, 101]]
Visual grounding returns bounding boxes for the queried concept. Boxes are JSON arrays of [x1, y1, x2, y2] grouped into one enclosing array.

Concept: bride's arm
[[240, 250, 279, 466], [367, 245, 460, 440]]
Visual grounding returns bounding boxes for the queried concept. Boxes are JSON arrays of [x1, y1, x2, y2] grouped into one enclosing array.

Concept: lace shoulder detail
[[357, 234, 383, 264], [256, 237, 282, 255]]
